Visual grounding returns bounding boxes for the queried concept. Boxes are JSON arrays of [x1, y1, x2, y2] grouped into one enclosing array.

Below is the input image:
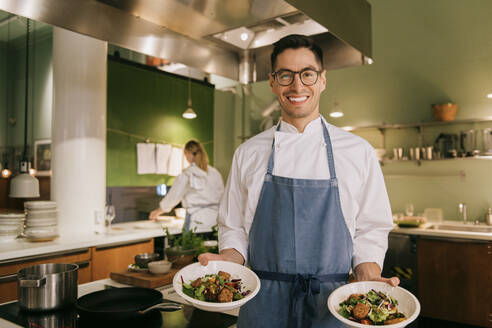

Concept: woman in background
[[149, 140, 224, 232]]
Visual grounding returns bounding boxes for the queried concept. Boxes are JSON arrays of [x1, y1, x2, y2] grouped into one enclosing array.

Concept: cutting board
[[110, 268, 179, 288]]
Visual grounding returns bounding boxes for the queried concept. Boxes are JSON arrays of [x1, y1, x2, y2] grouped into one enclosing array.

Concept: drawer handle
[[75, 260, 90, 269], [19, 276, 46, 288], [0, 273, 18, 283]]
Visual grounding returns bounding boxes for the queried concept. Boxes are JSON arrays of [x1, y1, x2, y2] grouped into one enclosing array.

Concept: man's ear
[[320, 70, 326, 92], [269, 73, 274, 89]]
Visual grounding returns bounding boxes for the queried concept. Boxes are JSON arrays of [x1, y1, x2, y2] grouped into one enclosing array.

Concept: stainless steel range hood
[[0, 0, 372, 83]]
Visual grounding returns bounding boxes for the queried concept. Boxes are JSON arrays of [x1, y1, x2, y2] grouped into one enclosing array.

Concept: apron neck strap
[[266, 117, 337, 179]]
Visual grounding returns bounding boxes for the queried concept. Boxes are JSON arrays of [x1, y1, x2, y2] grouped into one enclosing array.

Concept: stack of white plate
[[0, 213, 25, 242], [24, 201, 58, 241]]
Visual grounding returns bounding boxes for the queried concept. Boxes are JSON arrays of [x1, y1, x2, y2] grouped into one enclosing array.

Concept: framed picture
[[34, 139, 51, 176]]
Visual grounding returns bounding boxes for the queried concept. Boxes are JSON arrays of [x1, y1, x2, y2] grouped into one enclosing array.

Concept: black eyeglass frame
[[271, 68, 323, 86]]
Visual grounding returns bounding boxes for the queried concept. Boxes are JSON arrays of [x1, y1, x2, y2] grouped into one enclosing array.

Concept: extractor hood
[[0, 0, 372, 83]]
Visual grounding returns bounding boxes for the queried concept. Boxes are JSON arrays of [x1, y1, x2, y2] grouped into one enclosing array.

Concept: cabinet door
[[418, 238, 492, 327], [0, 249, 91, 303], [91, 239, 154, 280]]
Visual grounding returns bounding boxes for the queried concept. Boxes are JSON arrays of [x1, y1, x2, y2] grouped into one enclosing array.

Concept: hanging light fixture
[[182, 70, 197, 119], [329, 101, 344, 118], [10, 18, 39, 198]]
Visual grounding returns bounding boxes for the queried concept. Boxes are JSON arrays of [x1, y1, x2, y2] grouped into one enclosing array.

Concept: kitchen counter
[[391, 220, 492, 241], [0, 277, 238, 328], [0, 220, 184, 263]]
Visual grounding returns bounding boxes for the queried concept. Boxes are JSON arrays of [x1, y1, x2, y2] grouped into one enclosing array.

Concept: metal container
[[486, 208, 492, 226], [17, 263, 78, 311], [134, 253, 160, 268]]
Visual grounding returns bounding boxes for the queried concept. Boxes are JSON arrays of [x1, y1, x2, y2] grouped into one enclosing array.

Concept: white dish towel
[[137, 143, 156, 174], [168, 146, 183, 176], [156, 143, 173, 174]]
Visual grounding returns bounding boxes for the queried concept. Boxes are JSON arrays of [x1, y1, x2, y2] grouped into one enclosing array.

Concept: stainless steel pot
[[17, 263, 78, 311]]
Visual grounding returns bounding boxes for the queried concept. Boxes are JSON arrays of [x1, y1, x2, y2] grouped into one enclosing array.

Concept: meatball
[[352, 303, 370, 320], [191, 278, 202, 288], [218, 271, 231, 281], [217, 288, 234, 302]]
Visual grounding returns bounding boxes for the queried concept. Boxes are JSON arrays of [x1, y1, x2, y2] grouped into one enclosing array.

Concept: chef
[[199, 34, 398, 327], [149, 140, 224, 233]]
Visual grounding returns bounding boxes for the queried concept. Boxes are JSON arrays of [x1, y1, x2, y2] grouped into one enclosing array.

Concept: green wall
[[107, 58, 215, 187], [214, 0, 492, 221]]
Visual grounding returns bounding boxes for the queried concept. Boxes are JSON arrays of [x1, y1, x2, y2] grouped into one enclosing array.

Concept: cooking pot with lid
[[17, 263, 78, 311]]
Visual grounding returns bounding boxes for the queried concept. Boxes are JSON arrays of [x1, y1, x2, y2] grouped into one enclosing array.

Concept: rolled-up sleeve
[[352, 147, 393, 270], [218, 151, 249, 263], [159, 174, 188, 213]]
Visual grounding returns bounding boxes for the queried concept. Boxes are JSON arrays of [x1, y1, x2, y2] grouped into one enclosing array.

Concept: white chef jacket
[[218, 116, 393, 270], [160, 164, 224, 232]]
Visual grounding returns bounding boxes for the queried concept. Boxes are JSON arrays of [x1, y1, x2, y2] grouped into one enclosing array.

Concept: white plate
[[327, 281, 420, 328], [134, 221, 162, 230], [0, 213, 25, 219], [27, 209, 58, 220], [173, 260, 261, 312], [24, 201, 57, 210], [25, 218, 58, 227], [156, 215, 175, 223]]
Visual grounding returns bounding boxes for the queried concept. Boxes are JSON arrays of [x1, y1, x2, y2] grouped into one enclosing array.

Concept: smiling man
[[199, 34, 397, 327]]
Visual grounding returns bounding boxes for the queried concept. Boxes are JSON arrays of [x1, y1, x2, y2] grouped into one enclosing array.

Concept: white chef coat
[[160, 163, 224, 232], [218, 116, 393, 270]]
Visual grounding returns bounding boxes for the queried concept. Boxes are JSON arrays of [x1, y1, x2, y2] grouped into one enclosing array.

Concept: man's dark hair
[[270, 34, 324, 71]]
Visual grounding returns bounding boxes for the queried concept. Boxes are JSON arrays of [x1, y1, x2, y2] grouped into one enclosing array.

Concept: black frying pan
[[75, 287, 181, 321]]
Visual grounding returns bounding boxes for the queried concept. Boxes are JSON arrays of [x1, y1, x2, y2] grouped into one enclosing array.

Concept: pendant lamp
[[329, 101, 344, 118], [182, 71, 197, 119], [10, 18, 40, 198]]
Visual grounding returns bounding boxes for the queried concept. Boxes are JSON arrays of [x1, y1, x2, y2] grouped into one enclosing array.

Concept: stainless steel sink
[[428, 224, 492, 233]]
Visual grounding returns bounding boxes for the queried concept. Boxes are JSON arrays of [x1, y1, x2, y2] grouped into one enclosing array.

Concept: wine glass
[[105, 205, 116, 232], [404, 203, 414, 217]]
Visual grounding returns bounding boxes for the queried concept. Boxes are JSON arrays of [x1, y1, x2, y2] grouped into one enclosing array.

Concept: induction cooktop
[[0, 300, 237, 328]]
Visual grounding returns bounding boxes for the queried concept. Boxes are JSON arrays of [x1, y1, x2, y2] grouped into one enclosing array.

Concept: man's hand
[[149, 208, 164, 220], [198, 248, 245, 266], [354, 262, 400, 287]]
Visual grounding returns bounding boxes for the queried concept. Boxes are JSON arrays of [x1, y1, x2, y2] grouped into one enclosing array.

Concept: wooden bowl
[[432, 103, 457, 121]]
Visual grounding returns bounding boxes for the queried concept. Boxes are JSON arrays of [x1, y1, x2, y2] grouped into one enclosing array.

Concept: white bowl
[[173, 260, 261, 312], [327, 281, 420, 328], [0, 213, 25, 219], [148, 260, 173, 274], [374, 148, 387, 162]]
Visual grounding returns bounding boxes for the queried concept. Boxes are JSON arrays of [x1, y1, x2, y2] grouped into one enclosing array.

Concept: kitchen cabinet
[[0, 248, 91, 303], [91, 238, 154, 280], [417, 238, 492, 327]]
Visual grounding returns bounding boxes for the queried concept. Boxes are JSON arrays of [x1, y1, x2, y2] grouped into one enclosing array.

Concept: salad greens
[[338, 290, 406, 325], [181, 271, 251, 303]]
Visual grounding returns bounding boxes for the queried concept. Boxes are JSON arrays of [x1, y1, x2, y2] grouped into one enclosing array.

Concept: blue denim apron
[[237, 118, 353, 328]]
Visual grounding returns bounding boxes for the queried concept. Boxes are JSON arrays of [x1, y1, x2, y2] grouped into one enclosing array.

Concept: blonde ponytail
[[185, 139, 209, 172]]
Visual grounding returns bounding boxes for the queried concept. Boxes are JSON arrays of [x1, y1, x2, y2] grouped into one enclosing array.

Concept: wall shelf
[[348, 117, 492, 131]]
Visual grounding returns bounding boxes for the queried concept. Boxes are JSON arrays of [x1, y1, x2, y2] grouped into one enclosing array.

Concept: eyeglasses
[[271, 68, 322, 86]]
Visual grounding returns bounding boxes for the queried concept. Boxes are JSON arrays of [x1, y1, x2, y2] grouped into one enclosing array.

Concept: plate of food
[[327, 281, 420, 327], [173, 260, 260, 312]]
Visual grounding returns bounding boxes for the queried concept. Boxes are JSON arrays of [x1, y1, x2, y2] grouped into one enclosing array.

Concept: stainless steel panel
[[0, 0, 372, 83], [98, 0, 297, 39], [0, 0, 239, 80], [286, 0, 372, 58]]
